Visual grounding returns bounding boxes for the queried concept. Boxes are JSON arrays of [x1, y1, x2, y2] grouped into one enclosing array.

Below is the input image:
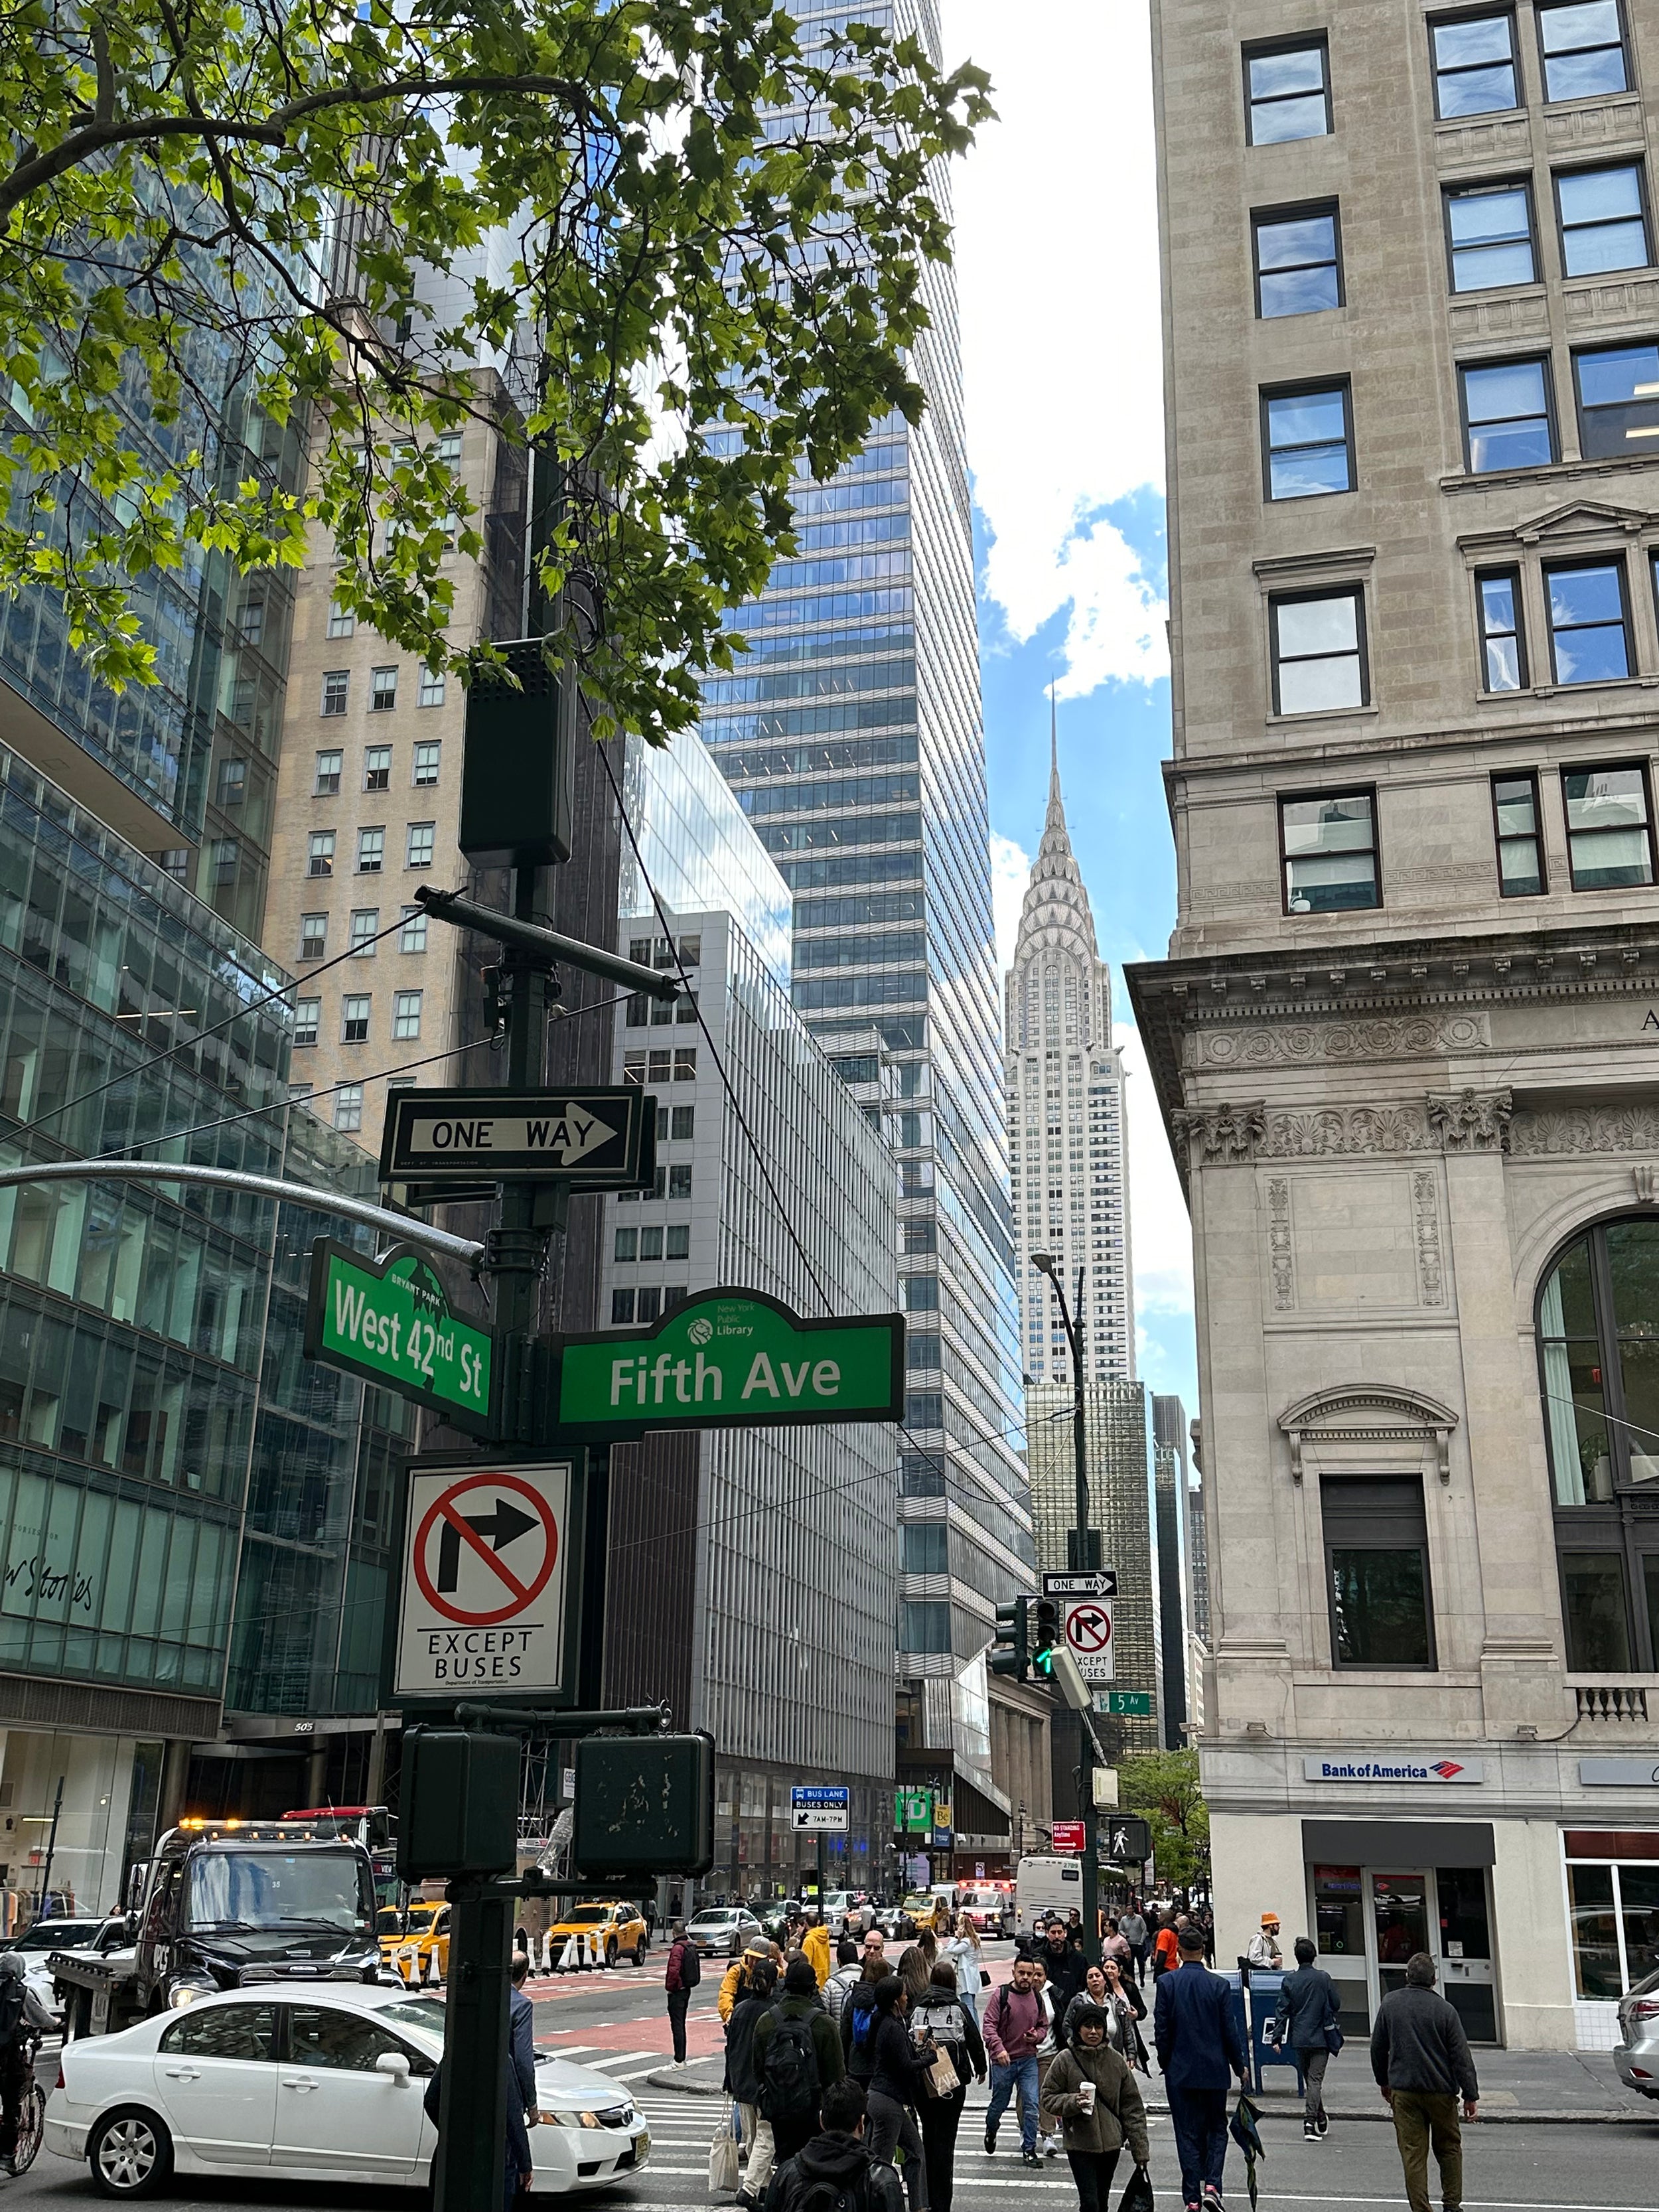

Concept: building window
[[370, 666, 398, 712], [321, 670, 349, 717], [1536, 0, 1628, 100], [1555, 164, 1650, 277], [1540, 1218, 1659, 1671], [902, 1523, 949, 1575], [209, 838, 239, 884], [216, 758, 246, 809], [406, 822, 435, 869], [611, 1288, 636, 1324], [418, 668, 446, 708], [638, 1226, 664, 1261], [900, 1601, 953, 1654], [668, 1164, 692, 1199], [413, 741, 441, 786], [157, 848, 190, 880], [670, 1104, 695, 1140], [393, 990, 422, 1041], [341, 995, 371, 1043], [1545, 560, 1631, 684], [300, 913, 328, 961], [1269, 589, 1367, 714], [307, 831, 335, 877], [636, 1288, 662, 1324], [333, 1084, 364, 1132], [674, 1048, 696, 1080], [1445, 181, 1536, 291], [1279, 789, 1381, 913], [357, 826, 384, 873], [327, 601, 355, 639], [1563, 1836, 1659, 2004], [1459, 356, 1555, 472], [1244, 37, 1331, 144], [364, 746, 391, 792], [1561, 762, 1654, 887], [1491, 771, 1547, 894], [399, 905, 427, 953], [1476, 569, 1528, 691], [1321, 1477, 1436, 1668], [314, 749, 342, 796], [665, 1224, 690, 1260], [614, 1227, 638, 1262], [293, 997, 320, 1048], [1262, 384, 1352, 500], [348, 907, 378, 956], [236, 595, 265, 647], [1431, 10, 1518, 116], [1575, 341, 1659, 458]]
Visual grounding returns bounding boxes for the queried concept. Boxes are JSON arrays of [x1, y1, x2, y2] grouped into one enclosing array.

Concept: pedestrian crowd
[[658, 1890, 1480, 2212]]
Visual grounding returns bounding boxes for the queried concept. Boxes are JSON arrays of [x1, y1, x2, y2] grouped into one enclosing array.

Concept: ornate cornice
[[1277, 1384, 1461, 1485], [1427, 1087, 1514, 1151], [1176, 1089, 1514, 1165]]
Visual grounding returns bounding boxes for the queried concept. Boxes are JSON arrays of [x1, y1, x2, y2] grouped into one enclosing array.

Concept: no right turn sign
[[394, 1461, 572, 1698]]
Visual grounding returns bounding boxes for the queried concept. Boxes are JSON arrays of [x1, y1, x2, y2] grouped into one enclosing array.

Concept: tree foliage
[[1118, 1748, 1210, 1889], [0, 0, 991, 731]]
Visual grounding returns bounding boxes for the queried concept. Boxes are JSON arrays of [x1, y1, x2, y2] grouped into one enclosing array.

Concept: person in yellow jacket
[[718, 1940, 780, 2024], [802, 1919, 832, 1988]]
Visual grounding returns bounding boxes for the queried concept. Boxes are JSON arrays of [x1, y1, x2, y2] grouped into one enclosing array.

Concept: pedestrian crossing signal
[[1033, 1596, 1062, 1674], [990, 1595, 1029, 1680]]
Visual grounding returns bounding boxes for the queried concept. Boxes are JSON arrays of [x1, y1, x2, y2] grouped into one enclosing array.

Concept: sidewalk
[[645, 2045, 1656, 2124]]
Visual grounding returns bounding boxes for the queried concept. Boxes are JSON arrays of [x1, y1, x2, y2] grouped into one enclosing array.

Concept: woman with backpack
[[841, 1950, 889, 2087], [1039, 2001, 1152, 2212], [909, 1958, 986, 2212], [865, 1974, 934, 2212], [725, 1958, 778, 2211]]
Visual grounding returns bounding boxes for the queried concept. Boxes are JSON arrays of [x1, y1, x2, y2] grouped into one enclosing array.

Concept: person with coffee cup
[[1038, 2002, 1151, 2212]]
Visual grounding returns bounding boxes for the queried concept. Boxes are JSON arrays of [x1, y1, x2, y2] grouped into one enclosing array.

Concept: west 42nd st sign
[[551, 1288, 904, 1441], [305, 1241, 492, 1431]]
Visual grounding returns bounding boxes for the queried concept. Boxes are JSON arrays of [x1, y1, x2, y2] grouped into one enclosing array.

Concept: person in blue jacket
[[1153, 1925, 1247, 2212]]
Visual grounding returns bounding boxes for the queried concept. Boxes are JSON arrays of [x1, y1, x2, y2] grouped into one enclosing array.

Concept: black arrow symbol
[[435, 1497, 540, 1593]]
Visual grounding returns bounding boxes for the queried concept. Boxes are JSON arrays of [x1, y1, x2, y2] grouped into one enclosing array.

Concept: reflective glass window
[[1432, 12, 1518, 115], [1556, 165, 1650, 276], [1546, 564, 1631, 684], [1254, 208, 1342, 317], [1263, 386, 1352, 499], [1271, 592, 1367, 715], [1537, 0, 1628, 100], [1246, 40, 1331, 143], [1461, 358, 1554, 472], [1447, 183, 1535, 290], [1577, 343, 1659, 457]]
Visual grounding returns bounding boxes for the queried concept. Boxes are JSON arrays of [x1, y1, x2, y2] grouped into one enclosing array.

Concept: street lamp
[[1032, 1250, 1103, 1964]]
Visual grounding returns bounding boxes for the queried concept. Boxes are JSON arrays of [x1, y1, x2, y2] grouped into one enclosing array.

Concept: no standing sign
[[393, 1461, 573, 1699]]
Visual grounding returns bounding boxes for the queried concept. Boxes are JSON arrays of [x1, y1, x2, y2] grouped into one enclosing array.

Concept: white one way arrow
[[407, 1104, 618, 1164]]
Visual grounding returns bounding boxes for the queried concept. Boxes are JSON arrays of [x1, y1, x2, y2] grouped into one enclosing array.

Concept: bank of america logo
[[1431, 1761, 1464, 1779]]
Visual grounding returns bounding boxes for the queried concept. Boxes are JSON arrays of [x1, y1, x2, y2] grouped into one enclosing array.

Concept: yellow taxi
[[546, 1899, 650, 1968], [378, 1899, 450, 1983]]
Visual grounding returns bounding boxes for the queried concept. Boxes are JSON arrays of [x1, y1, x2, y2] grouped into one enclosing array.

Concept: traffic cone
[[428, 1946, 443, 1986], [560, 1934, 577, 1973]]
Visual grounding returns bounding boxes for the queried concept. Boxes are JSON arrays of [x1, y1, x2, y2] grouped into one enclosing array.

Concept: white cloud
[[991, 832, 1031, 979], [1116, 1018, 1193, 1327], [946, 0, 1166, 694]]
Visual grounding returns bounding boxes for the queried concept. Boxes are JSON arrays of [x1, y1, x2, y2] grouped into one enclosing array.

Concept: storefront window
[[1565, 1833, 1659, 1998], [1313, 1864, 1364, 1956], [1538, 1221, 1659, 1667]]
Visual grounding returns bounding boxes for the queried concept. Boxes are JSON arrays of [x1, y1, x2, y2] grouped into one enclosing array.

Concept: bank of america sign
[[1303, 1756, 1485, 1784]]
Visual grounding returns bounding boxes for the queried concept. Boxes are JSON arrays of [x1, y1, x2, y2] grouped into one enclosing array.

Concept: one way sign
[[381, 1086, 652, 1189]]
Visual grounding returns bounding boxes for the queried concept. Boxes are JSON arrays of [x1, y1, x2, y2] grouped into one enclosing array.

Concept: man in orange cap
[[1246, 1913, 1283, 1971]]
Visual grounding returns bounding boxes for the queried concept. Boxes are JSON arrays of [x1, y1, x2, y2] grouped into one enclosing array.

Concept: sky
[[943, 0, 1198, 1418]]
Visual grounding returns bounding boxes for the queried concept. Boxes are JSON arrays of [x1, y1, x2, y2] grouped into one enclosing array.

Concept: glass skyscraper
[[703, 0, 1033, 1861]]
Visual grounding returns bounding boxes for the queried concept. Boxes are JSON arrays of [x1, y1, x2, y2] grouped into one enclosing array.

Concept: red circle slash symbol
[[1067, 1603, 1112, 1653], [412, 1471, 557, 1626]]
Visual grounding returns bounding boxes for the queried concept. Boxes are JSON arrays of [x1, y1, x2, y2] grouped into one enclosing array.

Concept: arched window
[[1538, 1217, 1659, 1670]]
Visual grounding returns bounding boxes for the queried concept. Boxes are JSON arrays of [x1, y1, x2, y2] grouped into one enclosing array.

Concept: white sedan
[[44, 1982, 650, 2199]]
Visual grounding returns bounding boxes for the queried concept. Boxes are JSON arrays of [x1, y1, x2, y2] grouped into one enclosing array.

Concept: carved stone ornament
[[1200, 1013, 1487, 1067], [1171, 1100, 1266, 1166], [1278, 1384, 1461, 1486], [1425, 1087, 1514, 1151], [1511, 1104, 1659, 1155], [1261, 1104, 1431, 1156]]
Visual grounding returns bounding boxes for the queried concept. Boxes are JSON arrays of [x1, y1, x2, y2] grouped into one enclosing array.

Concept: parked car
[[8, 1917, 115, 2026], [378, 1900, 449, 1985], [44, 1982, 651, 2199], [1615, 1966, 1659, 2097], [685, 1907, 762, 1960], [545, 1902, 648, 1968]]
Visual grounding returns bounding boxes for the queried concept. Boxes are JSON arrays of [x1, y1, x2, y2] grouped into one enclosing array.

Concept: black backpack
[[793, 2172, 869, 2212], [0, 1982, 23, 2049], [680, 1942, 701, 1988], [759, 2007, 821, 2121]]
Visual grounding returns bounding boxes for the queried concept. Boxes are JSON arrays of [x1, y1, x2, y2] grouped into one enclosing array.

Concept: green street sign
[[550, 1288, 903, 1441], [305, 1239, 493, 1431], [1102, 1690, 1153, 1717]]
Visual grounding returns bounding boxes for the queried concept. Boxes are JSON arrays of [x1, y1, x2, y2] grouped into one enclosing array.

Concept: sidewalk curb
[[642, 2069, 1654, 2124]]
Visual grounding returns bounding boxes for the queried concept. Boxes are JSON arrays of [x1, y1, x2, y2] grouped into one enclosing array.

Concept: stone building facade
[[1135, 0, 1659, 2051]]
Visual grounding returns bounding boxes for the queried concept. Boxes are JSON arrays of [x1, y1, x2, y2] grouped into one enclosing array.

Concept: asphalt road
[[11, 1951, 1659, 2210]]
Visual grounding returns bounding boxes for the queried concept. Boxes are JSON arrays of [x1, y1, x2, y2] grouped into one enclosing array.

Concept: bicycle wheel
[[13, 2083, 46, 2175]]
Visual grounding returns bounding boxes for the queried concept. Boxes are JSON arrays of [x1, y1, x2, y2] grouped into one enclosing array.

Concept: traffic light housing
[[1033, 1595, 1062, 1676], [990, 1596, 1029, 1680]]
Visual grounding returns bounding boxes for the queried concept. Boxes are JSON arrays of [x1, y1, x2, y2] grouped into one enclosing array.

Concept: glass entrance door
[[1436, 1864, 1497, 2044], [1369, 1871, 1431, 2004]]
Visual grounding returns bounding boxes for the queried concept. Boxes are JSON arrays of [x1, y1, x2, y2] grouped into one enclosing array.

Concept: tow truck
[[50, 1816, 381, 2037]]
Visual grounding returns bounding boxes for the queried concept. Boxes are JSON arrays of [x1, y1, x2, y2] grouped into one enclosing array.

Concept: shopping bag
[[920, 2046, 962, 2099], [1113, 2166, 1155, 2212], [708, 2108, 741, 2195]]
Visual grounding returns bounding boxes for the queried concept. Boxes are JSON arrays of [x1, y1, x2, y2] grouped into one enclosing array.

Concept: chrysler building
[[1005, 741, 1134, 1382]]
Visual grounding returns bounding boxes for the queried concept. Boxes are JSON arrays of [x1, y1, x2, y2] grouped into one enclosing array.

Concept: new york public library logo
[[4, 1554, 95, 1614]]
